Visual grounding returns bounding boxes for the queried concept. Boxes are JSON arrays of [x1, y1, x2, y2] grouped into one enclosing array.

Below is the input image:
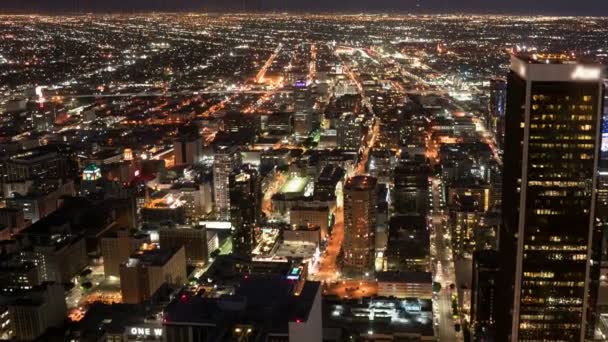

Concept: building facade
[[498, 54, 605, 341], [342, 176, 377, 275], [213, 146, 242, 220]]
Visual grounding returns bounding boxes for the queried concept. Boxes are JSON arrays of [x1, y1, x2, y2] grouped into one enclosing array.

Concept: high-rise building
[[173, 134, 202, 166], [119, 246, 187, 304], [378, 114, 401, 150], [490, 78, 507, 149], [8, 283, 66, 341], [342, 176, 377, 275], [100, 229, 147, 278], [336, 113, 363, 149], [159, 225, 209, 265], [229, 166, 261, 257], [498, 54, 605, 341], [294, 111, 312, 141], [471, 250, 499, 342], [213, 146, 242, 220]]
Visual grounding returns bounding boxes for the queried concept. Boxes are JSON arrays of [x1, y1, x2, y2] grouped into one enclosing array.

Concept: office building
[[173, 134, 203, 166], [471, 250, 499, 342], [163, 277, 322, 342], [119, 246, 187, 304], [8, 283, 67, 341], [159, 225, 208, 265], [294, 111, 312, 141], [0, 259, 42, 292], [100, 229, 148, 278], [4, 148, 70, 183], [213, 146, 242, 220], [20, 234, 87, 284], [6, 180, 75, 223], [229, 166, 261, 257], [378, 113, 402, 150], [384, 215, 430, 273], [392, 162, 429, 215], [0, 207, 26, 239], [342, 176, 376, 275], [336, 113, 363, 149], [290, 204, 331, 241], [498, 54, 605, 341], [490, 78, 507, 149]]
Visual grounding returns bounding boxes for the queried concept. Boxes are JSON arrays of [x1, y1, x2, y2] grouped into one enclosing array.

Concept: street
[[430, 177, 463, 341]]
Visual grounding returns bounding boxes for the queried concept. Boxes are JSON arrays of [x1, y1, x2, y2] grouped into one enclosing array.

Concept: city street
[[310, 203, 343, 281], [430, 177, 463, 341]]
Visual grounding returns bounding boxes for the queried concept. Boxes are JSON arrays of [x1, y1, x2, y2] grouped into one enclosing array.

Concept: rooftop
[[164, 277, 320, 337], [125, 246, 182, 268], [344, 175, 377, 190]]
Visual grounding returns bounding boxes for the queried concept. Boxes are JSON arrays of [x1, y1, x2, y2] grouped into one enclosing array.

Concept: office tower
[[120, 246, 187, 304], [384, 214, 430, 272], [159, 225, 209, 265], [499, 54, 604, 341], [101, 229, 146, 278], [5, 148, 69, 182], [213, 146, 242, 220], [471, 250, 499, 342], [343, 176, 377, 275], [392, 162, 429, 215], [173, 134, 203, 166], [378, 114, 401, 150], [19, 233, 87, 283], [8, 283, 66, 341], [229, 166, 261, 257], [489, 78, 507, 149], [294, 111, 312, 141], [336, 113, 363, 149]]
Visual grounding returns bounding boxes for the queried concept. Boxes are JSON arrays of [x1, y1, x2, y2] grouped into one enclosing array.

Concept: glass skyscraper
[[499, 54, 605, 341]]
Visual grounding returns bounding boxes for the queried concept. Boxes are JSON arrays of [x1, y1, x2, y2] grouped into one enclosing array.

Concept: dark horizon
[[1, 0, 607, 16]]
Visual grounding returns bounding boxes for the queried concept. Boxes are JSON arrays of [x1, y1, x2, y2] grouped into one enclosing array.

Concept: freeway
[[42, 89, 293, 100], [430, 177, 463, 342]]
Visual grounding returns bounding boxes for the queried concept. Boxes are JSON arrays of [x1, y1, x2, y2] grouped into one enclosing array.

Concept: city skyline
[[2, 0, 608, 15], [0, 10, 606, 342]]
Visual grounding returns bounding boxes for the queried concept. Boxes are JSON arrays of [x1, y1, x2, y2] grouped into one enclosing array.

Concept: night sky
[[1, 0, 607, 15]]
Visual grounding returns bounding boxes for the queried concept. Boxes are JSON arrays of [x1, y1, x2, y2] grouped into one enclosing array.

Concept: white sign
[[128, 326, 163, 337]]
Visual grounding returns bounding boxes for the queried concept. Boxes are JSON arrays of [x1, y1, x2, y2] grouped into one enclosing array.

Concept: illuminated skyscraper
[[343, 175, 377, 276], [336, 113, 363, 149], [499, 54, 605, 341], [213, 146, 242, 220]]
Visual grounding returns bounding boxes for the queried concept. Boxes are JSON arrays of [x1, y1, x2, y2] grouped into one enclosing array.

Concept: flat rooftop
[[164, 277, 321, 337], [345, 175, 377, 190], [125, 246, 181, 268]]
